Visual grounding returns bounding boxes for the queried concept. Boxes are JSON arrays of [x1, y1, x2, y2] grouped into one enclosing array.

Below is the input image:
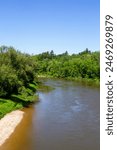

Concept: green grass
[[0, 83, 39, 119], [11, 94, 38, 103], [0, 99, 23, 119]]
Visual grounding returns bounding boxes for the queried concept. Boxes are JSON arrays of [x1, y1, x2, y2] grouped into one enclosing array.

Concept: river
[[1, 79, 100, 150]]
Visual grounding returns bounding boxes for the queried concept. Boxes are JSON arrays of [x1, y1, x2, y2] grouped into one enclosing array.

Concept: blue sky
[[0, 0, 100, 54]]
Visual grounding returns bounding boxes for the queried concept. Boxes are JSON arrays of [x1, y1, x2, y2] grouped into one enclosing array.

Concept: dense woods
[[0, 46, 100, 118], [34, 48, 100, 84], [0, 46, 39, 118]]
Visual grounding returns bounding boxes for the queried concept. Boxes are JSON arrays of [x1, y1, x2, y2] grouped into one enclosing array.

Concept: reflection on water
[[1, 79, 100, 150]]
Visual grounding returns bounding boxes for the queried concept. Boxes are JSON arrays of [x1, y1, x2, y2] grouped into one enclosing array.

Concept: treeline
[[0, 46, 100, 118], [33, 49, 100, 84], [0, 46, 39, 118]]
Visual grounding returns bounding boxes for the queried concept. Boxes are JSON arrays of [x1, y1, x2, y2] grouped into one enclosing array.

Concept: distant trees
[[0, 46, 100, 118], [34, 49, 100, 81], [0, 46, 100, 99]]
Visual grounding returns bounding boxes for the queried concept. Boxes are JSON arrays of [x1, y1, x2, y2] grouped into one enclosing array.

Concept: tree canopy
[[34, 48, 100, 82], [0, 46, 38, 98], [0, 46, 100, 118]]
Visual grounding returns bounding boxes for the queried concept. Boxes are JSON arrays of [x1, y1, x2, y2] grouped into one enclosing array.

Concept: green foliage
[[28, 83, 38, 92], [0, 46, 39, 118], [0, 65, 19, 97], [0, 45, 100, 118], [0, 46, 38, 98], [35, 49, 100, 85], [11, 94, 38, 103], [0, 99, 23, 119]]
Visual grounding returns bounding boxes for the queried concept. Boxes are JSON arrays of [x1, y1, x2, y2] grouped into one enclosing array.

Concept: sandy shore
[[0, 110, 24, 146]]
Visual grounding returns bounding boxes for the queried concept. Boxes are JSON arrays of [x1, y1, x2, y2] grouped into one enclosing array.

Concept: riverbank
[[38, 75, 100, 87], [0, 110, 24, 146], [0, 83, 39, 119]]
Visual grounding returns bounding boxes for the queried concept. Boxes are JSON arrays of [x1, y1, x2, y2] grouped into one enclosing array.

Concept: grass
[[0, 83, 39, 119], [0, 99, 23, 119], [11, 94, 38, 103]]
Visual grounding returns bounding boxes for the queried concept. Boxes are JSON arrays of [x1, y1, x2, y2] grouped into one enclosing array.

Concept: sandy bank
[[0, 110, 24, 146]]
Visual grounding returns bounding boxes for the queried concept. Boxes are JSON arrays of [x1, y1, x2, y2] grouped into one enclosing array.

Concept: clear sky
[[0, 0, 100, 54]]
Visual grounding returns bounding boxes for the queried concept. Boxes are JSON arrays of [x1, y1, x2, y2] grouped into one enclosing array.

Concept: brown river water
[[1, 79, 100, 150]]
